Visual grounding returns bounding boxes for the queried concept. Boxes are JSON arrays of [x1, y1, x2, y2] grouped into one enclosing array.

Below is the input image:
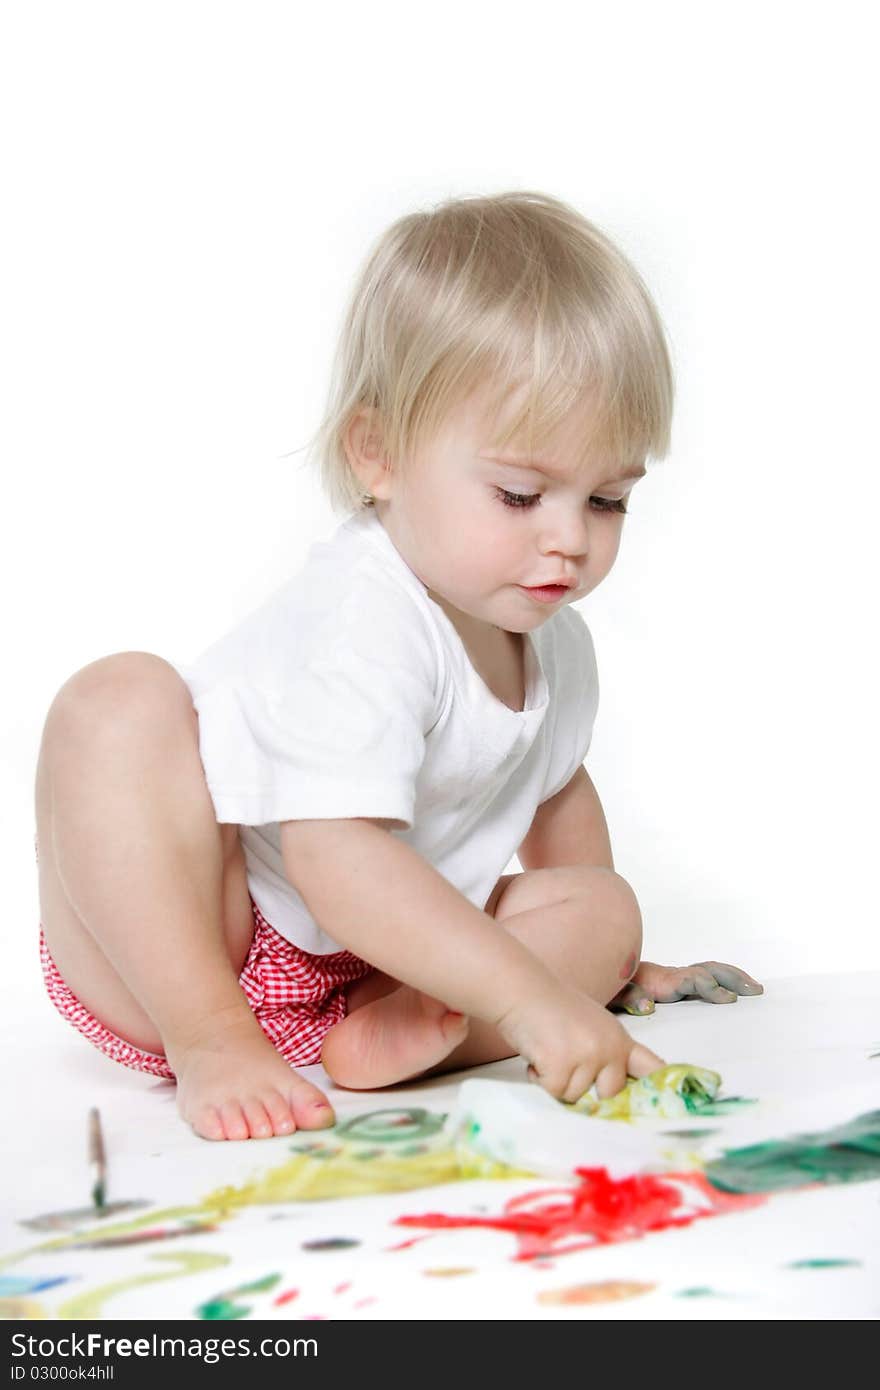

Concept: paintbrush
[[88, 1106, 107, 1211]]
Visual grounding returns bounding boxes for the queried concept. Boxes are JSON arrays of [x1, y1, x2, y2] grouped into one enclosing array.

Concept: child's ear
[[344, 407, 394, 501]]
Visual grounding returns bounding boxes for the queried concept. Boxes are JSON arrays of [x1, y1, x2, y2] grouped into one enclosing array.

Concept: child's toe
[[262, 1088, 296, 1135], [195, 1105, 226, 1142], [218, 1101, 251, 1142], [242, 1098, 274, 1139], [289, 1084, 336, 1130]]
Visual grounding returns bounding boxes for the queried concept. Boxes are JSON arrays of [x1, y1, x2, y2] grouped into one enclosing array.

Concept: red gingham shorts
[[39, 898, 374, 1080]]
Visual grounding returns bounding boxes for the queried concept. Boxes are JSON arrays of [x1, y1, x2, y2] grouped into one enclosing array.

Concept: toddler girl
[[35, 191, 762, 1141]]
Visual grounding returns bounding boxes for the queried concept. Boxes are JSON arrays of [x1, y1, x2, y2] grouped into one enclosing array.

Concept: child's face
[[378, 382, 645, 635]]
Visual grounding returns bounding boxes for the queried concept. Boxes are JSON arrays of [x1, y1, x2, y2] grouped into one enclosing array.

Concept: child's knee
[[44, 652, 195, 751], [604, 869, 642, 963], [570, 865, 643, 966]]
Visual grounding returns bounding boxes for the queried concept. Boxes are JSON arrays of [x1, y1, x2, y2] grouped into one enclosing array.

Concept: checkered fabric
[[39, 898, 373, 1079]]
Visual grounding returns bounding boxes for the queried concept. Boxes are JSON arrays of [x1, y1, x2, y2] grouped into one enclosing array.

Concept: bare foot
[[321, 986, 469, 1088], [166, 1011, 336, 1142]]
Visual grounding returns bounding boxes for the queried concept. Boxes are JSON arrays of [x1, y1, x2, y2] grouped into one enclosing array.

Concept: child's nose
[[537, 507, 590, 559]]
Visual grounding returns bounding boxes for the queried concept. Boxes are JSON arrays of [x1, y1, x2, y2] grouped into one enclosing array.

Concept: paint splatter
[[396, 1167, 764, 1261], [301, 1237, 361, 1252], [333, 1109, 447, 1144], [197, 1273, 282, 1321], [385, 1234, 432, 1252], [0, 1275, 71, 1296], [201, 1119, 525, 1206], [537, 1279, 654, 1305], [67, 1220, 218, 1250], [706, 1110, 880, 1193], [695, 1098, 759, 1117], [675, 1286, 722, 1298], [422, 1267, 474, 1278], [273, 1288, 299, 1306], [786, 1259, 862, 1270], [662, 1129, 719, 1140]]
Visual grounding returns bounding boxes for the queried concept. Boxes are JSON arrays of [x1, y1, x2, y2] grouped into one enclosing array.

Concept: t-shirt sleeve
[[184, 584, 440, 829], [538, 607, 600, 803]]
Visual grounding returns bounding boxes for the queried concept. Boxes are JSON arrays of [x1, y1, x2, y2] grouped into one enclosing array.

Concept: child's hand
[[497, 984, 665, 1103], [609, 960, 764, 1015]]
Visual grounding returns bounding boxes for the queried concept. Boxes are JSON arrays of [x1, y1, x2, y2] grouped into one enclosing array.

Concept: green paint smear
[[786, 1259, 862, 1270], [675, 1287, 721, 1298], [662, 1128, 719, 1140], [706, 1110, 880, 1194], [199, 1298, 250, 1320], [197, 1272, 282, 1321], [694, 1098, 758, 1116]]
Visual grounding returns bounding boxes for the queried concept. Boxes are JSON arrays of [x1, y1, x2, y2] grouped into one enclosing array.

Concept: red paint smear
[[273, 1288, 299, 1306], [395, 1167, 765, 1261], [334, 1281, 352, 1295], [385, 1234, 433, 1251], [354, 1297, 377, 1308]]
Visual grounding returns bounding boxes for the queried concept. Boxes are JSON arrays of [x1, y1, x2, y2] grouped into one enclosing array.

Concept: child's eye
[[495, 488, 628, 514], [496, 488, 540, 509], [590, 496, 628, 514]]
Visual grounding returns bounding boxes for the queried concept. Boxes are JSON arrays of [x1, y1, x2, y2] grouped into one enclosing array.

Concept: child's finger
[[705, 962, 764, 995], [527, 1062, 579, 1101], [627, 1042, 665, 1077], [610, 983, 655, 1015], [594, 1061, 628, 1100], [694, 972, 738, 1004]]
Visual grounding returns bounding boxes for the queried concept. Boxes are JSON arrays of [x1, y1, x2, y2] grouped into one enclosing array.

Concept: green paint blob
[[706, 1110, 880, 1194], [675, 1287, 720, 1298], [662, 1128, 719, 1140], [786, 1259, 862, 1270], [302, 1237, 361, 1251], [197, 1272, 282, 1320], [199, 1297, 250, 1320], [333, 1109, 447, 1144], [695, 1098, 758, 1116]]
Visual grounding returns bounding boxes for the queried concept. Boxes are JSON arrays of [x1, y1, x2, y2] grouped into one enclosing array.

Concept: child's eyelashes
[[494, 488, 628, 515], [496, 488, 540, 509]]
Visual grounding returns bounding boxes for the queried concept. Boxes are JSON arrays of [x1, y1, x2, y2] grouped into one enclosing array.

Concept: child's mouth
[[518, 584, 570, 604]]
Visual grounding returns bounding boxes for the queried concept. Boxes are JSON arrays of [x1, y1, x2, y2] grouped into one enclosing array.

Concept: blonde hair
[[309, 191, 674, 514]]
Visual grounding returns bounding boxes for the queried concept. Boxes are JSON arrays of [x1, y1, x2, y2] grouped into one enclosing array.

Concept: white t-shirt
[[175, 510, 599, 954]]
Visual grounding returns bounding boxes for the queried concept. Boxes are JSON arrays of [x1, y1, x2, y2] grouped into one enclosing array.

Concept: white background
[[2, 0, 878, 1032]]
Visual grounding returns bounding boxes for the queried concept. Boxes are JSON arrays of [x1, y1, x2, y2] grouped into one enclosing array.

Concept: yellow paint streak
[[58, 1251, 229, 1320], [202, 1146, 527, 1207]]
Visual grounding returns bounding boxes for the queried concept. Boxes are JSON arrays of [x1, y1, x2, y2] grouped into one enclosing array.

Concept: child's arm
[[280, 817, 662, 1100], [518, 767, 763, 1013], [517, 765, 614, 871]]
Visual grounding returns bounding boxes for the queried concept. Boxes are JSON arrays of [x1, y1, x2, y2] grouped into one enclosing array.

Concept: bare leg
[[322, 865, 641, 1088], [36, 652, 336, 1141]]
